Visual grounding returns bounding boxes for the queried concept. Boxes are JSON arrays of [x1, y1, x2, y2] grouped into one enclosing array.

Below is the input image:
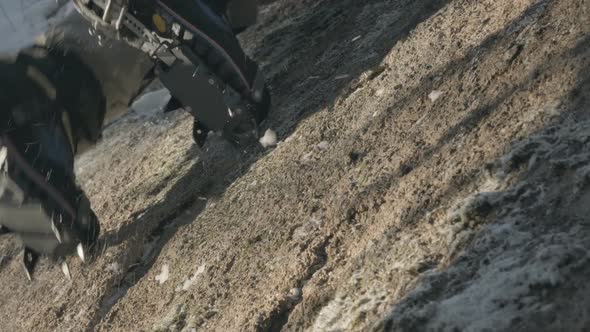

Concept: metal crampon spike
[[76, 243, 86, 263], [61, 261, 72, 280], [22, 247, 40, 281], [51, 216, 62, 244], [102, 0, 113, 21]]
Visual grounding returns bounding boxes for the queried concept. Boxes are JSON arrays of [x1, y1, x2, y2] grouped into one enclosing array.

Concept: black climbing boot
[[0, 47, 103, 280]]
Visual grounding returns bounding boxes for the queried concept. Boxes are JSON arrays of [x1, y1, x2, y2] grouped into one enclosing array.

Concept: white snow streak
[[155, 264, 170, 285]]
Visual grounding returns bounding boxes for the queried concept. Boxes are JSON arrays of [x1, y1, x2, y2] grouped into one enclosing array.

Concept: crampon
[[0, 139, 100, 280], [0, 48, 102, 281], [73, 0, 271, 147]]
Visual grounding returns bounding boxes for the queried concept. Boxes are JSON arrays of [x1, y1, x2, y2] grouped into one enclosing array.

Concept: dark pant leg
[[226, 0, 259, 29]]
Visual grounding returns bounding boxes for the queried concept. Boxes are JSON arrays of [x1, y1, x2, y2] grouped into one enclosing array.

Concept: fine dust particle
[[318, 141, 330, 150], [259, 129, 278, 148], [428, 90, 444, 102], [155, 264, 170, 285]]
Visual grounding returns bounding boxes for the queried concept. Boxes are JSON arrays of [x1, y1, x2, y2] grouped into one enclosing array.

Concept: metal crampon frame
[[73, 0, 268, 147]]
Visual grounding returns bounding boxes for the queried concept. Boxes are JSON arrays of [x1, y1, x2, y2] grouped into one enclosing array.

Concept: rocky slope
[[0, 0, 589, 331]]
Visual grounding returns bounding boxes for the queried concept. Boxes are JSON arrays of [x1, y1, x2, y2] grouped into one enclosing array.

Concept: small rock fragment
[[259, 129, 278, 148], [428, 90, 444, 102], [289, 287, 302, 300]]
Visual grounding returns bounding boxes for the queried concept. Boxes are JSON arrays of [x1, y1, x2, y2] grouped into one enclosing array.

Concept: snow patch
[[177, 264, 206, 292], [155, 264, 170, 285]]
